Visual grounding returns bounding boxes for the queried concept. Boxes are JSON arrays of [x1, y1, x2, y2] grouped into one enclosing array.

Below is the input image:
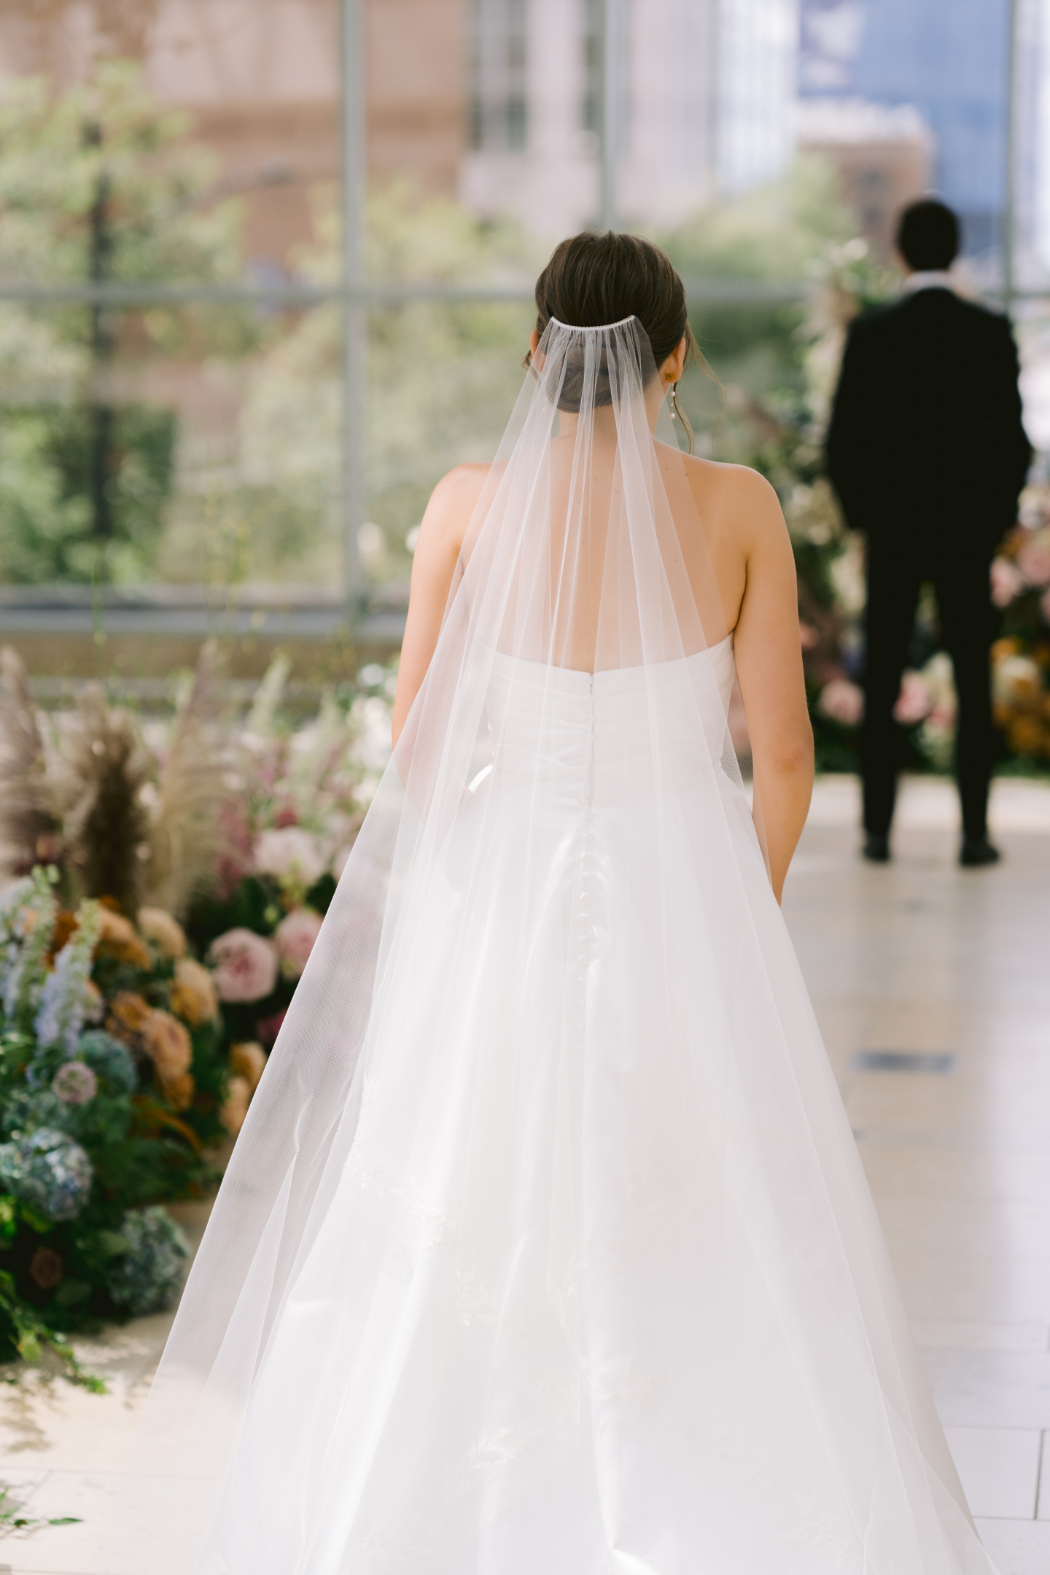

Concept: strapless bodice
[[482, 635, 737, 805]]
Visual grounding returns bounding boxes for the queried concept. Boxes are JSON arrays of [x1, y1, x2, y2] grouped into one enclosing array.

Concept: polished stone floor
[[0, 772, 1048, 1574], [786, 774, 1050, 1575]]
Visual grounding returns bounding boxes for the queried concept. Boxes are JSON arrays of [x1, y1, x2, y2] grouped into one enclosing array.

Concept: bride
[[114, 233, 995, 1574]]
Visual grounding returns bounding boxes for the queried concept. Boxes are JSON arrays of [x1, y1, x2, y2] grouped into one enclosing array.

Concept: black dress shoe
[[862, 833, 890, 863], [960, 837, 1001, 867]]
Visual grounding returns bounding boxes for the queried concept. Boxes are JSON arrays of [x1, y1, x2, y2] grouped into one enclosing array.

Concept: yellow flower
[[138, 907, 187, 959], [169, 958, 219, 1026], [229, 1042, 266, 1092]]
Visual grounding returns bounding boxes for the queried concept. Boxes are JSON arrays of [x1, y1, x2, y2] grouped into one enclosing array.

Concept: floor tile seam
[[943, 1423, 1045, 1432], [856, 1134, 1050, 1153], [0, 1468, 51, 1501], [893, 1249, 1050, 1265], [969, 1505, 1045, 1518], [919, 1347, 1050, 1356], [1035, 1430, 1046, 1519], [2, 1466, 211, 1482]]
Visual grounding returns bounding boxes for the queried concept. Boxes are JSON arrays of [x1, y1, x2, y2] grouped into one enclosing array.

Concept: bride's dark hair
[[528, 231, 710, 448]]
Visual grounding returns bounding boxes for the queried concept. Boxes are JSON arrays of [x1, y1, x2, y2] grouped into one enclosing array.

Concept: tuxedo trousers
[[861, 537, 998, 842]]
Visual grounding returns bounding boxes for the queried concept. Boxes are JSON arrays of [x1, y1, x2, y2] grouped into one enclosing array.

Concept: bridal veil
[[106, 315, 993, 1574]]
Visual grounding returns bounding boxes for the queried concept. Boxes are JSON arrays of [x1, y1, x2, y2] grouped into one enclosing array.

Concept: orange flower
[[229, 1042, 266, 1092], [106, 991, 152, 1048], [168, 958, 219, 1027], [97, 909, 151, 969], [220, 1074, 251, 1137], [51, 910, 79, 954], [159, 1071, 195, 1112], [1007, 715, 1045, 756], [142, 1010, 193, 1081]]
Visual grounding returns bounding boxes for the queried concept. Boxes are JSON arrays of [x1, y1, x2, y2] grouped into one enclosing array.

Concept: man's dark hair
[[896, 199, 961, 272]]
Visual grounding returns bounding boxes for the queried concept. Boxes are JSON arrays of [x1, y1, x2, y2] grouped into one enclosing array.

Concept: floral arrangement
[[988, 489, 1050, 763], [0, 643, 396, 1176], [185, 657, 396, 1128], [0, 642, 230, 918], [0, 868, 236, 1381]]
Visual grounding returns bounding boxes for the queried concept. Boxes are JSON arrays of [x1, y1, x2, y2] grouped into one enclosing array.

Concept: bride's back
[[395, 232, 809, 911], [527, 418, 748, 673]]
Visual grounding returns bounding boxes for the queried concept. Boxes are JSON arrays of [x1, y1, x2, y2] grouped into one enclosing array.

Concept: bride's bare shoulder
[[670, 452, 786, 546], [427, 461, 493, 515], [418, 463, 493, 554], [679, 453, 779, 510]]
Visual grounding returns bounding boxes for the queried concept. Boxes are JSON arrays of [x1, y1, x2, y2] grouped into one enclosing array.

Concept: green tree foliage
[[0, 63, 249, 584], [660, 158, 856, 422], [202, 180, 539, 590]]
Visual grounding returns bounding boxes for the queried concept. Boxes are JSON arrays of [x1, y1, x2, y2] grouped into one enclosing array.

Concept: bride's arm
[[730, 469, 814, 904], [392, 464, 489, 749]]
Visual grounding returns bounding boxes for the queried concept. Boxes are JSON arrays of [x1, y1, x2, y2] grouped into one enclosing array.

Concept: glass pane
[[0, 300, 344, 593], [798, 0, 1047, 294], [0, 2, 339, 289], [360, 298, 533, 605]]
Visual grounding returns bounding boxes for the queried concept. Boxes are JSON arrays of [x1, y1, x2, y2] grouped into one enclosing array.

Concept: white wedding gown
[[116, 318, 995, 1575]]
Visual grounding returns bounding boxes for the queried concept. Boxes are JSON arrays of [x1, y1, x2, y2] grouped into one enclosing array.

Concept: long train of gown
[[197, 636, 992, 1575]]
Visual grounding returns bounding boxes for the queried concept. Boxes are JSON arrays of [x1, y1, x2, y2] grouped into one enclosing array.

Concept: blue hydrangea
[[0, 1127, 93, 1221], [105, 1207, 189, 1317], [76, 1032, 137, 1094], [0, 1088, 68, 1141]]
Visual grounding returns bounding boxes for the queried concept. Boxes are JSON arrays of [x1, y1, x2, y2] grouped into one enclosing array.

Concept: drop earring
[[668, 381, 695, 456]]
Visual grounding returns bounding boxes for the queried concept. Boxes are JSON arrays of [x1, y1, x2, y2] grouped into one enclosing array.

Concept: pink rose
[[817, 678, 864, 728], [254, 827, 326, 887], [274, 908, 323, 979], [892, 671, 933, 726], [209, 928, 279, 1004], [1017, 537, 1050, 589], [990, 556, 1024, 608]]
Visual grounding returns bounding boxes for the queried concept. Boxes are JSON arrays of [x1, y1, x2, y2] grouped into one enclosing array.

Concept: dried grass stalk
[[53, 688, 152, 915], [0, 647, 60, 880], [144, 641, 232, 918]]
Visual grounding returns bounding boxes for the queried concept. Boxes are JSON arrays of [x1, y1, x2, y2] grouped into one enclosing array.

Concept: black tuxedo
[[826, 286, 1030, 841]]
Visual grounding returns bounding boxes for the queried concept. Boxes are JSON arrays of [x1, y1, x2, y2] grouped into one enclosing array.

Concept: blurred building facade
[[799, 0, 1042, 270], [0, 0, 465, 272], [796, 98, 931, 258], [0, 0, 803, 259], [462, 0, 799, 235]]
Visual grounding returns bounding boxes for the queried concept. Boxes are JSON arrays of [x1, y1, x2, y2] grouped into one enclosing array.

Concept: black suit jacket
[[826, 287, 1031, 557]]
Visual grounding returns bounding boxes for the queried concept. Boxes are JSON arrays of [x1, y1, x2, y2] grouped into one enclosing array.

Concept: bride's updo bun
[[531, 231, 703, 415]]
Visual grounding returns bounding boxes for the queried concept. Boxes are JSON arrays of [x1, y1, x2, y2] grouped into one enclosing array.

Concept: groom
[[827, 199, 1030, 866]]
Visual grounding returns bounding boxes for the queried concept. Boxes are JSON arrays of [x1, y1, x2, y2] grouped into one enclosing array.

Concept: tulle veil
[[103, 316, 990, 1574]]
